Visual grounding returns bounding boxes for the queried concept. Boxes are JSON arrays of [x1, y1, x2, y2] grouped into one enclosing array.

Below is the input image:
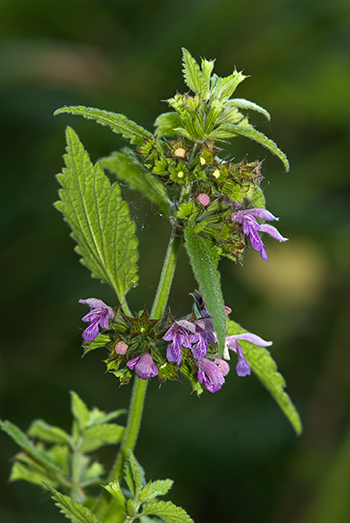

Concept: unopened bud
[[197, 193, 210, 207], [115, 340, 128, 355]]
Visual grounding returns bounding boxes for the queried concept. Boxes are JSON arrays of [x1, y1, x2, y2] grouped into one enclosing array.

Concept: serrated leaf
[[44, 482, 103, 523], [183, 227, 226, 356], [154, 112, 183, 138], [210, 70, 246, 101], [141, 500, 194, 523], [10, 460, 56, 486], [140, 479, 173, 502], [81, 424, 124, 453], [56, 127, 139, 303], [227, 319, 302, 435], [182, 48, 208, 96], [70, 391, 90, 430], [104, 480, 127, 514], [201, 57, 215, 87], [0, 420, 62, 475], [227, 98, 271, 120], [28, 420, 71, 446], [101, 148, 171, 217], [210, 122, 289, 171], [54, 106, 152, 146], [89, 407, 126, 426], [124, 450, 146, 497]]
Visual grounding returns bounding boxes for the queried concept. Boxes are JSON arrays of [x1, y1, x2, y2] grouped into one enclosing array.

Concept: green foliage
[[0, 392, 126, 497], [184, 227, 227, 356], [104, 451, 193, 523], [54, 106, 153, 146], [101, 147, 172, 217], [227, 319, 302, 435], [55, 127, 139, 306], [44, 483, 103, 523]]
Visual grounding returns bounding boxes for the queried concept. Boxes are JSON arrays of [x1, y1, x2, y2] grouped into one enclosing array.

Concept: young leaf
[[55, 127, 139, 304], [101, 148, 172, 217], [154, 111, 183, 138], [81, 424, 125, 453], [139, 479, 174, 502], [210, 122, 290, 171], [104, 480, 127, 514], [124, 450, 146, 497], [210, 70, 246, 101], [28, 420, 71, 446], [141, 500, 194, 523], [227, 319, 302, 435], [54, 106, 152, 146], [10, 460, 56, 487], [82, 333, 113, 356], [43, 482, 103, 523], [181, 48, 207, 96], [183, 227, 226, 356], [201, 57, 215, 87], [70, 391, 90, 430], [227, 98, 271, 120], [0, 420, 62, 475]]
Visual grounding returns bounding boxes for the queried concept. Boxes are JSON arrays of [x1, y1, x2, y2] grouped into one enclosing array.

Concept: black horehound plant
[[1, 49, 301, 523]]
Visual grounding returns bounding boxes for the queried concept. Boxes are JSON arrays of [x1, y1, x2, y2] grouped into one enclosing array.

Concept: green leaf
[[104, 480, 127, 514], [0, 420, 62, 475], [101, 148, 172, 217], [140, 479, 174, 502], [124, 450, 146, 497], [81, 424, 125, 453], [10, 460, 55, 487], [83, 334, 113, 356], [210, 122, 290, 171], [227, 319, 302, 435], [154, 112, 183, 138], [54, 106, 152, 146], [55, 127, 139, 303], [201, 57, 215, 87], [181, 48, 207, 96], [227, 98, 271, 120], [183, 227, 226, 356], [141, 500, 194, 523], [210, 70, 246, 101], [28, 420, 71, 446], [70, 391, 90, 430], [43, 482, 103, 523]]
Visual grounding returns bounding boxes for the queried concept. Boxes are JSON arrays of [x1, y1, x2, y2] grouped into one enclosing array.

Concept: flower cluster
[[79, 294, 272, 394]]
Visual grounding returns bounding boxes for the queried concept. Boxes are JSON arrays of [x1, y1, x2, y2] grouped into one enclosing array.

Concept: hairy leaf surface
[[227, 319, 302, 435], [181, 48, 207, 96], [184, 227, 226, 356], [141, 500, 194, 523], [55, 127, 139, 304], [44, 483, 103, 523], [101, 148, 171, 217], [54, 106, 152, 146]]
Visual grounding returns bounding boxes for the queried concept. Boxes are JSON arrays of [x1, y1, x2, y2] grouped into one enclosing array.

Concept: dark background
[[1, 1, 350, 522]]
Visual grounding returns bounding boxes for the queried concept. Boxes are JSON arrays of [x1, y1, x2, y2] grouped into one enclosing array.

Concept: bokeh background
[[1, 0, 350, 522]]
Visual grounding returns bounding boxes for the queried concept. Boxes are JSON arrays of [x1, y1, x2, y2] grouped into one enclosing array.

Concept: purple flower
[[231, 208, 288, 261], [79, 298, 115, 341], [197, 358, 226, 393], [163, 322, 192, 365], [127, 352, 158, 380], [178, 318, 215, 360], [225, 332, 272, 377]]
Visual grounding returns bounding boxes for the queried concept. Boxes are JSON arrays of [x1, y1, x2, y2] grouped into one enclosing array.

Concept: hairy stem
[[94, 226, 181, 518]]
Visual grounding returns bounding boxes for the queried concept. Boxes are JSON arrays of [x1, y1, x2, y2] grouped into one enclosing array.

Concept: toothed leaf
[[55, 127, 139, 303], [227, 98, 271, 120], [101, 147, 171, 217], [181, 48, 207, 96], [43, 483, 103, 523], [184, 227, 226, 356], [227, 319, 302, 435], [54, 106, 152, 146]]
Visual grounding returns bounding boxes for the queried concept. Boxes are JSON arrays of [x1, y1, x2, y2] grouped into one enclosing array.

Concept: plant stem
[[151, 224, 182, 319], [94, 225, 181, 518]]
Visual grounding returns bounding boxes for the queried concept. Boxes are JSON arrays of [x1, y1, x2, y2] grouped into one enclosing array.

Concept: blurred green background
[[1, 0, 350, 522]]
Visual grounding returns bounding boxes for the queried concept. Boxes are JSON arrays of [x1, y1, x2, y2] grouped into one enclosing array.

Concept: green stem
[[94, 225, 181, 518], [151, 225, 182, 319]]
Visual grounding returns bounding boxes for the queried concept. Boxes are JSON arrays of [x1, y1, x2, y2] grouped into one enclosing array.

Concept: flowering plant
[[0, 49, 301, 523]]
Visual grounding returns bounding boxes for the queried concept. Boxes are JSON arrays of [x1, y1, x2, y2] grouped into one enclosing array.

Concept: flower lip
[[79, 298, 114, 342], [197, 358, 226, 393], [127, 352, 158, 380]]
